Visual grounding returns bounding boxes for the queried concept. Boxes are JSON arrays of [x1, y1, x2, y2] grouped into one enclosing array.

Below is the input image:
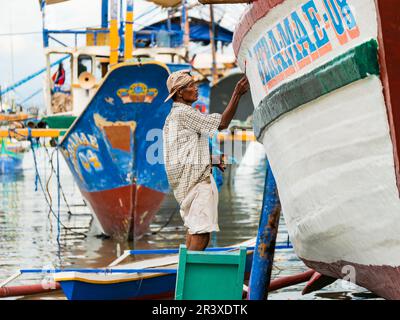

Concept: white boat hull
[[234, 0, 400, 299]]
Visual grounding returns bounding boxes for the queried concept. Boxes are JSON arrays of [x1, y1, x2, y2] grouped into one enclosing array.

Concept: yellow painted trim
[[217, 132, 256, 142], [124, 11, 134, 60], [0, 114, 29, 121], [0, 129, 66, 138], [56, 272, 172, 285], [109, 19, 119, 67]]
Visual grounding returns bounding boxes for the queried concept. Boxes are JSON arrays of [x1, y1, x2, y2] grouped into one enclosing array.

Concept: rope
[[45, 147, 56, 223], [42, 141, 73, 215], [148, 203, 179, 236], [56, 146, 61, 245], [24, 134, 88, 239]]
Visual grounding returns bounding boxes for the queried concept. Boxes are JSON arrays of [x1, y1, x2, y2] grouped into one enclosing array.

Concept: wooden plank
[[186, 252, 240, 264], [236, 247, 247, 286], [175, 245, 247, 300], [175, 245, 187, 300]]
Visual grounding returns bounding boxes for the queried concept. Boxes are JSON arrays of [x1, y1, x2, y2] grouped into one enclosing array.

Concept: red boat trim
[[133, 291, 174, 300], [81, 184, 165, 239], [302, 257, 400, 300], [268, 269, 315, 293], [232, 0, 285, 56], [0, 283, 61, 298], [302, 272, 337, 295], [375, 0, 400, 194]]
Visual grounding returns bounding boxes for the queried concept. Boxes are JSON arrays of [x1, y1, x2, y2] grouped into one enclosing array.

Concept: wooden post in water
[[247, 161, 281, 300]]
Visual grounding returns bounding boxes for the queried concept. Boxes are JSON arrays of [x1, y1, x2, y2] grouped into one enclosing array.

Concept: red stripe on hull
[[81, 185, 166, 239], [302, 258, 400, 300], [375, 0, 400, 193], [233, 0, 285, 56]]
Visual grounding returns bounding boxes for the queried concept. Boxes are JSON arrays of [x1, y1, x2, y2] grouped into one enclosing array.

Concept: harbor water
[[0, 141, 380, 300]]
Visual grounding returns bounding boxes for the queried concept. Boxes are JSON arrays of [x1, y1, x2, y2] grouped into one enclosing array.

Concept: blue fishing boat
[[0, 139, 23, 174], [59, 61, 189, 239], [43, 0, 238, 239]]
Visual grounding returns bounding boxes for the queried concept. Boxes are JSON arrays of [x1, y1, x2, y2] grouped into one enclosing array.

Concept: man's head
[[165, 70, 198, 104]]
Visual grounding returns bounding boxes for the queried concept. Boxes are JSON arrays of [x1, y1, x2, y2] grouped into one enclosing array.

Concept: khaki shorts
[[179, 175, 220, 235]]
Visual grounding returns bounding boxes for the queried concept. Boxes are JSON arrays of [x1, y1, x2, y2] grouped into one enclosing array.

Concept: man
[[52, 63, 66, 87], [163, 70, 249, 251]]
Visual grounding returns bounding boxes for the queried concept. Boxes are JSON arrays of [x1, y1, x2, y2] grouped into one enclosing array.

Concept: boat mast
[[119, 0, 125, 56], [208, 4, 218, 85], [109, 0, 120, 68], [181, 0, 190, 59], [124, 0, 134, 60], [0, 86, 2, 112], [40, 1, 49, 48], [101, 0, 109, 28]]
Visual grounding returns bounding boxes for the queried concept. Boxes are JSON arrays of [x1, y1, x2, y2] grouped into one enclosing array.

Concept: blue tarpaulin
[[135, 17, 233, 48]]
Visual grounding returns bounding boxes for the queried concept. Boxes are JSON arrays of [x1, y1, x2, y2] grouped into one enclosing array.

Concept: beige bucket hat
[[164, 70, 193, 102]]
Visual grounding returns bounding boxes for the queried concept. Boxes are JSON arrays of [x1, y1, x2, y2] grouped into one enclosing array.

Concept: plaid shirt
[[163, 102, 222, 204]]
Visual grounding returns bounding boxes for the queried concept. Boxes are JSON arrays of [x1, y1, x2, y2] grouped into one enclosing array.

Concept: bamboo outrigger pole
[[124, 0, 134, 60], [110, 0, 120, 67]]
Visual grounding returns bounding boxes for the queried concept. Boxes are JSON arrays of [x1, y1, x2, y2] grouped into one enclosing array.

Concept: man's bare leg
[[188, 233, 210, 251], [186, 231, 192, 248]]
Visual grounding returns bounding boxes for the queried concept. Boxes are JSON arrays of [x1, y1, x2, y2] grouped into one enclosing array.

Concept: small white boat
[[53, 238, 256, 300]]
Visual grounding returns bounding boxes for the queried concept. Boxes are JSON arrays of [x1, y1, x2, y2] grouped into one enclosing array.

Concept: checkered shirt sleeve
[[183, 107, 222, 136]]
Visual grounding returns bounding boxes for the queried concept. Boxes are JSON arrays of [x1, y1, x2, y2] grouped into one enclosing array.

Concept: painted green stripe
[[253, 40, 380, 139], [42, 115, 76, 130]]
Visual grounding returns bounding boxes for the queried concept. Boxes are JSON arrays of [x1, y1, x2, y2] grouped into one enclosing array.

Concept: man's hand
[[234, 75, 250, 96], [212, 154, 226, 172]]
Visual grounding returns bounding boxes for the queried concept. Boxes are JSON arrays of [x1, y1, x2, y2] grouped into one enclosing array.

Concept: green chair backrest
[[175, 245, 247, 300]]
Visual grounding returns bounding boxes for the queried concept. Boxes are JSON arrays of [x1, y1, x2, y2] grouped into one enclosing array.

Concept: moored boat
[[230, 0, 400, 299], [48, 0, 246, 239], [0, 139, 25, 174], [59, 61, 186, 239], [54, 238, 256, 300]]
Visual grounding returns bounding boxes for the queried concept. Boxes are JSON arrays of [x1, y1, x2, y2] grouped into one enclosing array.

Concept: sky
[[0, 0, 247, 110]]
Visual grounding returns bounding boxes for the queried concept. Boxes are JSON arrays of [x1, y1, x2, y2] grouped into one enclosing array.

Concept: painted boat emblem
[[117, 82, 158, 104]]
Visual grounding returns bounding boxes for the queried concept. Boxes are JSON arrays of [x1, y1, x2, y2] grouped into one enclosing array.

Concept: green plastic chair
[[175, 245, 247, 300]]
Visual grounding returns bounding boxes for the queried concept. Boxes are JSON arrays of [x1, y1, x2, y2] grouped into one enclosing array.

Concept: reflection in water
[[0, 145, 380, 300]]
